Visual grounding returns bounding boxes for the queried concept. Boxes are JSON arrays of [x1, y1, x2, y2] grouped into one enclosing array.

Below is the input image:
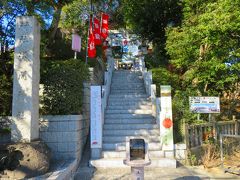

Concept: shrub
[[0, 75, 12, 116], [0, 51, 13, 116], [201, 144, 221, 168], [40, 59, 89, 115], [151, 67, 179, 96]]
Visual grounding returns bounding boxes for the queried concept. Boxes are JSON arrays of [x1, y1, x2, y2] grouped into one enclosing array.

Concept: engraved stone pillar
[[11, 16, 40, 142]]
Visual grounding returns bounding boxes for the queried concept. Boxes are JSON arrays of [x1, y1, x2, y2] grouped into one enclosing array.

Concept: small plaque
[[130, 139, 145, 161]]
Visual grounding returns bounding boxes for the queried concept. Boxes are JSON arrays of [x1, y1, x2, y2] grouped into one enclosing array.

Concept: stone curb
[[32, 159, 78, 180]]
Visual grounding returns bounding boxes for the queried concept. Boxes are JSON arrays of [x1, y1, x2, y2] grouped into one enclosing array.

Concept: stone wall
[[39, 115, 89, 161]]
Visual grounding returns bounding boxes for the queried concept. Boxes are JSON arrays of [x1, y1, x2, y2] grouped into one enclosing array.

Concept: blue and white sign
[[189, 97, 220, 114]]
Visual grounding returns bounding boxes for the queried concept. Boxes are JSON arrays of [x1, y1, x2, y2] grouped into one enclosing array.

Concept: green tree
[[122, 0, 182, 66], [166, 0, 240, 96], [122, 0, 182, 43]]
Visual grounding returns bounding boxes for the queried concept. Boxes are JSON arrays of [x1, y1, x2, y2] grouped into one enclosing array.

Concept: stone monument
[[11, 16, 40, 142]]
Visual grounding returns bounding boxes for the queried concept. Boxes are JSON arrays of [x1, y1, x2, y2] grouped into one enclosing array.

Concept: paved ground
[[91, 165, 240, 180], [74, 139, 240, 180]]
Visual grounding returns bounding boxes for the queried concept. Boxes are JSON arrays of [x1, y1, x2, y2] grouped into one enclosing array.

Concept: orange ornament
[[162, 118, 173, 128]]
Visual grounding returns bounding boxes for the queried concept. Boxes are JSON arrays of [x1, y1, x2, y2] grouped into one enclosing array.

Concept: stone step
[[108, 97, 149, 102], [105, 118, 155, 124], [110, 90, 145, 94], [108, 101, 151, 106], [103, 135, 160, 143], [104, 113, 153, 119], [103, 124, 158, 130], [109, 94, 148, 97], [112, 78, 142, 81], [112, 78, 143, 83], [113, 71, 142, 77], [111, 85, 144, 90], [111, 82, 144, 86], [103, 129, 159, 136], [108, 98, 150, 103], [105, 109, 152, 114], [112, 71, 141, 74], [113, 72, 141, 74], [102, 151, 164, 158], [113, 69, 141, 74], [107, 104, 152, 110], [110, 93, 146, 96], [112, 75, 142, 77], [90, 158, 177, 168], [112, 77, 142, 80], [103, 142, 162, 151]]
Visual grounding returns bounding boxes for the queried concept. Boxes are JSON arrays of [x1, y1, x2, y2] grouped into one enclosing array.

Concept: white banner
[[72, 34, 81, 52], [90, 86, 102, 148]]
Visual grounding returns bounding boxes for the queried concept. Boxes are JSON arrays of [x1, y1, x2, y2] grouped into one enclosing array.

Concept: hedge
[[40, 59, 89, 115]]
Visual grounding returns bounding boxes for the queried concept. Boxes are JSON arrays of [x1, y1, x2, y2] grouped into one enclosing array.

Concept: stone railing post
[[156, 98, 161, 125], [160, 85, 174, 155], [150, 84, 156, 117]]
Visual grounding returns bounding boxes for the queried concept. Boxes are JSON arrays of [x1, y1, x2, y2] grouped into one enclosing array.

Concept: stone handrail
[[101, 48, 114, 124], [139, 57, 161, 125]]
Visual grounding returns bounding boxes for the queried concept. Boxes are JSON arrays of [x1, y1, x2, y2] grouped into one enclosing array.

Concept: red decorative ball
[[163, 118, 173, 128]]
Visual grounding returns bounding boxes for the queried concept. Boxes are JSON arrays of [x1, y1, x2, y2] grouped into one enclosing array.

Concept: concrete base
[[91, 148, 102, 159], [90, 158, 177, 168], [34, 159, 78, 180], [131, 167, 144, 180]]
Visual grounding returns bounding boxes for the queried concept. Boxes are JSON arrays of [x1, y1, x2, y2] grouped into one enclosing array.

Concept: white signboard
[[189, 97, 220, 113], [90, 86, 102, 148]]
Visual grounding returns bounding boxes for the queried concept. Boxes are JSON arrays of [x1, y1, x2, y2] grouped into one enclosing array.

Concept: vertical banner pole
[[74, 51, 77, 59], [85, 15, 90, 64]]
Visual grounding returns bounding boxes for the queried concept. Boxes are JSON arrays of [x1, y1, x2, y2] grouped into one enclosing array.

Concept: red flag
[[101, 13, 109, 40], [93, 17, 102, 45], [88, 16, 96, 58]]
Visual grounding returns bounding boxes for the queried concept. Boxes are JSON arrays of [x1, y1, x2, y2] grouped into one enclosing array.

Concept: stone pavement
[[90, 165, 240, 180]]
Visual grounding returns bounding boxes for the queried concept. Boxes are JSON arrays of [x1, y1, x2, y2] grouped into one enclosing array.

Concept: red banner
[[88, 16, 96, 58], [93, 17, 102, 45], [101, 13, 109, 40]]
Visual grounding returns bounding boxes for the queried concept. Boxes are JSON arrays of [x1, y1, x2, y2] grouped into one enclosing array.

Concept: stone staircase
[[90, 70, 176, 168]]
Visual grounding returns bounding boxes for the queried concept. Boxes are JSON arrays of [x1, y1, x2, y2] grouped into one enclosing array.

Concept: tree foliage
[[40, 59, 89, 115], [166, 0, 240, 96], [122, 0, 182, 43]]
